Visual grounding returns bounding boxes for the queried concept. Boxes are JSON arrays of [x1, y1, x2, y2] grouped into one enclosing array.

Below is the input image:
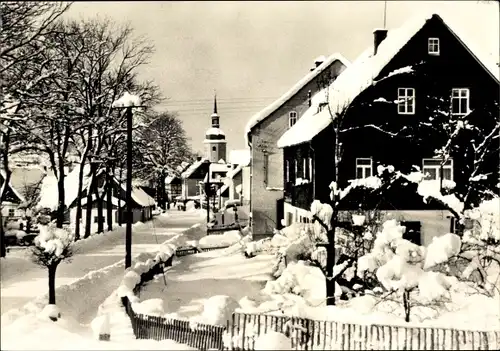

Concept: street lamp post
[[111, 95, 144, 270]]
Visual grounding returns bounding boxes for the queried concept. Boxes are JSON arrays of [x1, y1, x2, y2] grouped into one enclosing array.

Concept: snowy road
[[0, 210, 205, 317]]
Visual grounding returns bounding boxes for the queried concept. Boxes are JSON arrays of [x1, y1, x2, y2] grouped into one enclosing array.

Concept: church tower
[[204, 93, 227, 162]]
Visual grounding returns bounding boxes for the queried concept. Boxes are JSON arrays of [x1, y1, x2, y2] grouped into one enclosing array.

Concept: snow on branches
[[31, 224, 73, 266]]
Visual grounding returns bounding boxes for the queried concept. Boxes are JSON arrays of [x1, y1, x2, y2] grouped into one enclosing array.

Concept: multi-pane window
[[397, 88, 415, 114], [356, 158, 373, 179], [289, 111, 298, 127], [422, 158, 453, 181], [451, 88, 470, 116], [428, 38, 440, 55], [8, 208, 15, 217]]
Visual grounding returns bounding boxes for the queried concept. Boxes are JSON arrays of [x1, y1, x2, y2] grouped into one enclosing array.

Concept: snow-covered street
[[0, 210, 205, 319], [140, 248, 275, 319]]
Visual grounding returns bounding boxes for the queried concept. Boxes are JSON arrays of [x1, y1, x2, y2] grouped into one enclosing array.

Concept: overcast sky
[[65, 1, 499, 154]]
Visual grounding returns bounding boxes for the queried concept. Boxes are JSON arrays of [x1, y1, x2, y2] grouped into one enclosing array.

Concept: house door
[[276, 198, 285, 230]]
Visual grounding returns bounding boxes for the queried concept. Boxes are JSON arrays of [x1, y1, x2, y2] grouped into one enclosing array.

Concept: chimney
[[310, 55, 326, 72], [373, 28, 388, 55]]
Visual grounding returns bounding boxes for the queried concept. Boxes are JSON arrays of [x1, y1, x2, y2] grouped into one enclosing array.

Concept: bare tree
[[134, 111, 194, 210], [1, 1, 71, 256]]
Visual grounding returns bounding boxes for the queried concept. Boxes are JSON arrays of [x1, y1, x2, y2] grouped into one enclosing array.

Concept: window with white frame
[[422, 158, 453, 181], [451, 88, 470, 116], [303, 158, 308, 179], [289, 111, 297, 127], [397, 88, 415, 114], [285, 160, 290, 182], [356, 158, 373, 179], [428, 38, 440, 55], [309, 157, 313, 181]]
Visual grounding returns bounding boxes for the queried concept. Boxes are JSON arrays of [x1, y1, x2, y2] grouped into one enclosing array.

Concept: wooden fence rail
[[226, 312, 500, 350]]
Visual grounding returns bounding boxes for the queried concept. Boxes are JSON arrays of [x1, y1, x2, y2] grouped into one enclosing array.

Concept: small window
[[397, 88, 415, 115], [356, 158, 373, 179], [8, 208, 15, 217], [289, 111, 298, 128], [212, 146, 216, 151], [428, 38, 440, 55], [285, 160, 290, 182], [422, 158, 453, 181], [451, 88, 470, 116], [309, 157, 313, 181]]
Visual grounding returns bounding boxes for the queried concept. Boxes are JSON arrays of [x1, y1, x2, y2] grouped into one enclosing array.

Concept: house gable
[[0, 172, 24, 204]]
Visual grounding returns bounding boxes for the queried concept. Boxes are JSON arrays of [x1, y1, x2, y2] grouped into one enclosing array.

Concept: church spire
[[211, 90, 220, 128], [213, 91, 218, 114]]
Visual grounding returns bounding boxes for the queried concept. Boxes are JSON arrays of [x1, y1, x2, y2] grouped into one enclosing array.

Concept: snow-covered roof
[[205, 127, 225, 137], [229, 149, 251, 166], [181, 158, 208, 179], [244, 52, 350, 144], [210, 162, 231, 174], [80, 195, 121, 207], [38, 164, 92, 210], [278, 12, 499, 148], [226, 164, 243, 180], [118, 183, 156, 207], [0, 170, 26, 203]]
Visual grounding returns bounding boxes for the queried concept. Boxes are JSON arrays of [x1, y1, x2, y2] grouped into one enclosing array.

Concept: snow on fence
[[227, 312, 500, 350], [122, 301, 226, 350]]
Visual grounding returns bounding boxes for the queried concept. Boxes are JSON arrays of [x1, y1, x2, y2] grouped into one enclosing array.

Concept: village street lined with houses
[[1, 1, 499, 350]]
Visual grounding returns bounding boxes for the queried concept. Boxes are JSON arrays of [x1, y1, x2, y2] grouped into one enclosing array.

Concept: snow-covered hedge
[[198, 230, 243, 249], [117, 234, 183, 302]]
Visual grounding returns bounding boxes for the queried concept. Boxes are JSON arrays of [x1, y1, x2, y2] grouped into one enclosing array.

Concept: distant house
[[0, 170, 25, 219], [245, 53, 349, 239], [39, 164, 156, 231], [180, 157, 210, 200], [277, 13, 499, 246], [217, 149, 251, 207]]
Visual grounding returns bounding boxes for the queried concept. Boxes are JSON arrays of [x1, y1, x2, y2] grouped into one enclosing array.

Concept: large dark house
[[277, 13, 499, 246]]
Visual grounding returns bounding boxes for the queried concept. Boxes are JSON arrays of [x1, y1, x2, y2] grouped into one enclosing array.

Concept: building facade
[[278, 14, 500, 246], [245, 54, 349, 239]]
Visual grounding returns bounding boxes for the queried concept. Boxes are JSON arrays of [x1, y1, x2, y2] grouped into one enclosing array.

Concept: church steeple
[[211, 92, 220, 128], [204, 90, 226, 163]]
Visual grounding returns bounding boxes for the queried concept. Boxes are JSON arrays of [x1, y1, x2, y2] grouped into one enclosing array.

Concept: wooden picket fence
[[123, 296, 225, 350], [226, 312, 500, 350]]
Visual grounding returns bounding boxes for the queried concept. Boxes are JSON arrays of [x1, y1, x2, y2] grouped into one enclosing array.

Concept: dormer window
[[289, 111, 297, 128], [428, 38, 440, 55]]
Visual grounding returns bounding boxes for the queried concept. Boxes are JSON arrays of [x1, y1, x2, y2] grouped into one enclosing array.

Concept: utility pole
[[125, 106, 133, 268], [111, 95, 145, 269]]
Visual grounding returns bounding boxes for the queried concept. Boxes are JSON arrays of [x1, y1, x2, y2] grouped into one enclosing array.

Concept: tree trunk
[[403, 290, 411, 322], [95, 177, 104, 233], [48, 264, 57, 305], [84, 163, 97, 238], [106, 164, 113, 232], [74, 162, 86, 241], [55, 161, 66, 229]]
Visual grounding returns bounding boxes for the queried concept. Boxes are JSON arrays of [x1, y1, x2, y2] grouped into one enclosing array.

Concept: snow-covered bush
[[254, 331, 292, 350], [195, 295, 240, 326], [199, 230, 242, 249], [356, 218, 478, 322], [30, 224, 74, 320]]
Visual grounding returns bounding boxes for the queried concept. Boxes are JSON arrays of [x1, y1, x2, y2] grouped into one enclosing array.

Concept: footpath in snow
[[139, 249, 275, 320], [0, 210, 205, 320]]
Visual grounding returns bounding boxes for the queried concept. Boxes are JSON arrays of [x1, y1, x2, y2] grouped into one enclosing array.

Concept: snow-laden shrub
[[199, 230, 242, 249], [254, 331, 292, 350], [132, 298, 165, 316], [90, 313, 110, 338], [196, 295, 240, 326]]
